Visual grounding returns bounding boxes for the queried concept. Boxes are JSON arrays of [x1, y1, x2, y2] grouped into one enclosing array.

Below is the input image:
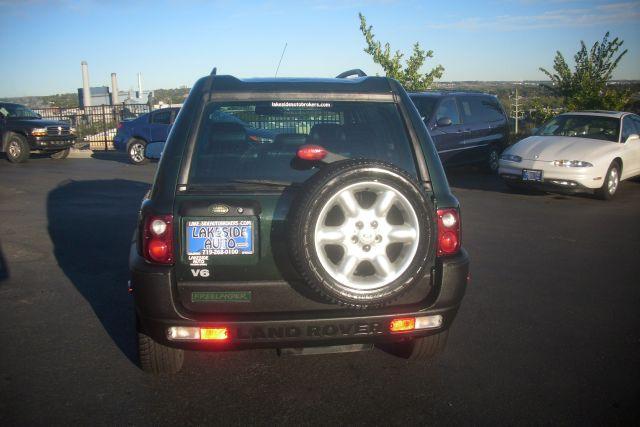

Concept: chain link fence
[[32, 104, 150, 150]]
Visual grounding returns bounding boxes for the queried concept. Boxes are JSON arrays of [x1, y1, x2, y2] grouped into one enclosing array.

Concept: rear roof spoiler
[[336, 69, 367, 79]]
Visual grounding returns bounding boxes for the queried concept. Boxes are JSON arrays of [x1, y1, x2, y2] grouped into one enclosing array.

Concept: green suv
[[130, 69, 470, 374]]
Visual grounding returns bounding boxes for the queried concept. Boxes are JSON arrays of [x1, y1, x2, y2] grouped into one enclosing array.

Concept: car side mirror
[[436, 117, 452, 127], [625, 133, 639, 144], [36, 113, 42, 119]]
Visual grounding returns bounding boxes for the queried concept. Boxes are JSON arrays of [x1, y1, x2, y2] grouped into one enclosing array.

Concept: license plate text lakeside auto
[[186, 220, 253, 255], [522, 169, 543, 182]]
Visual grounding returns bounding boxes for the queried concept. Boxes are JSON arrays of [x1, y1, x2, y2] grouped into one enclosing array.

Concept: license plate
[[186, 220, 254, 256], [522, 169, 543, 182]]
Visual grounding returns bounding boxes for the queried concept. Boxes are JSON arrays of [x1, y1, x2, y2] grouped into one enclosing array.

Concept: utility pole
[[510, 87, 523, 135], [515, 87, 519, 135]]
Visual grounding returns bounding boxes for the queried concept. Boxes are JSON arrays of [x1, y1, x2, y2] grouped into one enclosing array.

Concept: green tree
[[539, 32, 630, 110], [358, 13, 443, 91]]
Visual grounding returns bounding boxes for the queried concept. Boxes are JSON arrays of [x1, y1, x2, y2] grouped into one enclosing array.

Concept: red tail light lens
[[297, 144, 328, 161], [142, 214, 174, 264], [436, 208, 461, 256], [117, 122, 123, 129]]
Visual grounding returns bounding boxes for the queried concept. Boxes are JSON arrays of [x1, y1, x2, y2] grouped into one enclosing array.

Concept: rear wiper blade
[[229, 179, 298, 187]]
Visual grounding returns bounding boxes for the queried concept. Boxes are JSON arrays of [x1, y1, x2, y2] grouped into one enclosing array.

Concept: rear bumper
[[131, 247, 470, 349]]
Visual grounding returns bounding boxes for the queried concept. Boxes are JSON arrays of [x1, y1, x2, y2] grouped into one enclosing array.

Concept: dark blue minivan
[[113, 107, 180, 165], [409, 92, 509, 172]]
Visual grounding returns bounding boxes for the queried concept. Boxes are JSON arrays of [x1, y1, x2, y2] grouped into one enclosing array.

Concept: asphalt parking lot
[[1, 154, 639, 425]]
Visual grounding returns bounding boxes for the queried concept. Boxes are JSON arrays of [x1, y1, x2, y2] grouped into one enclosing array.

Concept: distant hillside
[[0, 86, 191, 109], [0, 93, 79, 109], [2, 81, 637, 110], [153, 87, 190, 105]]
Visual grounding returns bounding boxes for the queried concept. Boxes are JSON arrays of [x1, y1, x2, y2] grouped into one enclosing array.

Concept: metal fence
[[31, 104, 343, 150], [32, 104, 150, 150]]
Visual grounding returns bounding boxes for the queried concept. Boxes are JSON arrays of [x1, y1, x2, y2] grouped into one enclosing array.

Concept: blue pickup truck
[[113, 107, 179, 165]]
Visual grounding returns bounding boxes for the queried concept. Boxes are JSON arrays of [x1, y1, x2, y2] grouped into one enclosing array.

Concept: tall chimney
[[137, 72, 143, 98], [111, 73, 119, 105], [81, 61, 91, 108]]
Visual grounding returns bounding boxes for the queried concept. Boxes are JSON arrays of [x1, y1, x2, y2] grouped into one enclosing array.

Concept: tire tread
[[138, 333, 184, 374], [5, 133, 30, 163], [378, 329, 449, 361], [289, 159, 436, 309]]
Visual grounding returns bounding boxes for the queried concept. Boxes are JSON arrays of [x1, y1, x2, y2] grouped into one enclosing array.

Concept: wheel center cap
[[359, 230, 375, 244]]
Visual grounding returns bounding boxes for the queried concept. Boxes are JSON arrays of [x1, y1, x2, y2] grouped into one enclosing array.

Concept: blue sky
[[1, 0, 639, 97]]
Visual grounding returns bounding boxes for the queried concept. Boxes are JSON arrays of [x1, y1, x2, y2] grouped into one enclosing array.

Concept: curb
[[68, 149, 94, 159]]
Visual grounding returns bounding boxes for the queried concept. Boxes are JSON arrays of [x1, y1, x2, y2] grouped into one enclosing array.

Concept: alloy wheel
[[313, 181, 420, 292], [488, 150, 499, 171], [8, 140, 21, 158], [130, 143, 145, 163], [608, 167, 619, 195]]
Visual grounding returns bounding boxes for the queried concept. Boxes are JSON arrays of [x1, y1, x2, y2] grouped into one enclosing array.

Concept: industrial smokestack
[[111, 73, 119, 105], [81, 61, 91, 108], [137, 72, 143, 99]]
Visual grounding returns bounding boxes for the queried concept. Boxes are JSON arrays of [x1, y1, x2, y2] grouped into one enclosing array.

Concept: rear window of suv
[[458, 96, 504, 124], [188, 101, 418, 185]]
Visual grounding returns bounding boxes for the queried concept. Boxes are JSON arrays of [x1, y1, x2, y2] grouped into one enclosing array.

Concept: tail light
[[297, 144, 328, 161], [390, 318, 415, 332], [389, 315, 443, 333], [117, 122, 123, 129], [167, 326, 229, 341], [436, 208, 461, 257], [142, 214, 174, 264], [200, 327, 229, 341], [248, 135, 270, 143]]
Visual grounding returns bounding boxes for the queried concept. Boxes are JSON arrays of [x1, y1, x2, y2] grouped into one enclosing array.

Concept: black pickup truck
[[1, 102, 76, 163]]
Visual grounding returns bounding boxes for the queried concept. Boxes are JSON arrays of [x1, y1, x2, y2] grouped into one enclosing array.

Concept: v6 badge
[[191, 268, 210, 278]]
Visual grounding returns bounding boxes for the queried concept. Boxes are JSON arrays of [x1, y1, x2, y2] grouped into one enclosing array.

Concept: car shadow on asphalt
[[91, 151, 159, 166], [0, 242, 8, 282], [444, 166, 519, 194], [47, 179, 150, 365], [90, 151, 132, 164]]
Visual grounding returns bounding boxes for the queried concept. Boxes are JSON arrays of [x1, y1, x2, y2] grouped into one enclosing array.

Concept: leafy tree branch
[[359, 13, 444, 91]]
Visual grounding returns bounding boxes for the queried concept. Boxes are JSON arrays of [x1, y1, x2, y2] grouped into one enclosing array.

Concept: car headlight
[[31, 128, 47, 136], [500, 154, 522, 163], [552, 160, 593, 167]]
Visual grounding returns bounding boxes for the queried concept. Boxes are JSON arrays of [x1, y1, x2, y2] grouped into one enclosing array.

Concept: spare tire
[[289, 159, 436, 308]]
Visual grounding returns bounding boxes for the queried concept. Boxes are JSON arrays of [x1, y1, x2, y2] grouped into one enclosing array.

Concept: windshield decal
[[271, 101, 332, 108]]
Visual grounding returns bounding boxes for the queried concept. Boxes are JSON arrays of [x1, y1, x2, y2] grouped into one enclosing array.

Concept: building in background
[[76, 85, 154, 107], [77, 86, 111, 108], [77, 62, 153, 107]]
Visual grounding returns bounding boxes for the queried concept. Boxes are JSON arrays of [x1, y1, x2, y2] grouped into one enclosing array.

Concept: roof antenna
[[274, 43, 287, 78]]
